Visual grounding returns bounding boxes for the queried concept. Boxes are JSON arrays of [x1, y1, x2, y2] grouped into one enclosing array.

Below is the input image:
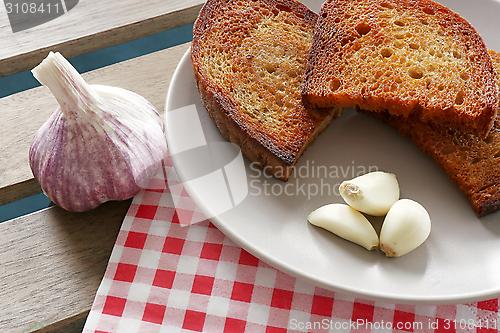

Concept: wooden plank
[[0, 200, 131, 333], [0, 42, 190, 205], [33, 312, 88, 333], [0, 0, 201, 75]]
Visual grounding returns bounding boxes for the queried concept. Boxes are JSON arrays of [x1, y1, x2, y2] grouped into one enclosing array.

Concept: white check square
[[186, 225, 209, 242], [138, 250, 162, 269], [148, 219, 171, 237], [127, 283, 151, 302], [96, 278, 113, 296], [116, 318, 142, 333], [109, 246, 124, 263], [214, 262, 238, 281], [254, 266, 277, 288], [206, 295, 231, 317], [176, 254, 200, 274], [167, 289, 191, 310], [247, 302, 270, 326], [292, 279, 315, 295]]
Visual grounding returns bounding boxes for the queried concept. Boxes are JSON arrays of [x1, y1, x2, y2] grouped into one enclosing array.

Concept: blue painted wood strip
[[0, 23, 193, 98], [0, 193, 52, 222]]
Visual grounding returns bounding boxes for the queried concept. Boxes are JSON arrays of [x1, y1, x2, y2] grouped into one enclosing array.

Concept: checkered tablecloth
[[83, 157, 500, 333]]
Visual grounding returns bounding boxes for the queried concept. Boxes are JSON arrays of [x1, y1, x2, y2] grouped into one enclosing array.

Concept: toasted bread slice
[[303, 0, 498, 137], [370, 50, 500, 217], [192, 0, 337, 181]]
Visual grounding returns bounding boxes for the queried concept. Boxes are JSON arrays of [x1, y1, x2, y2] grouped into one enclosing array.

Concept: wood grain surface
[[0, 0, 201, 75], [0, 200, 131, 333], [0, 43, 190, 205]]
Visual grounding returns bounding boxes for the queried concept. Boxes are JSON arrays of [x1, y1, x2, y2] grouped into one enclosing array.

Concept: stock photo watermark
[[4, 0, 79, 32], [289, 317, 500, 331], [248, 161, 379, 200]]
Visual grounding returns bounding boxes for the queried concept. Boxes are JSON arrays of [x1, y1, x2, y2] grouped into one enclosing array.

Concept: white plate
[[165, 0, 500, 303]]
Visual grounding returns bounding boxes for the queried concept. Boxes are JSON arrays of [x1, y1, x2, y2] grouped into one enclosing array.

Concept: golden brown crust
[[369, 51, 500, 217], [195, 70, 296, 180], [374, 112, 499, 216], [192, 0, 335, 180], [303, 0, 498, 138]]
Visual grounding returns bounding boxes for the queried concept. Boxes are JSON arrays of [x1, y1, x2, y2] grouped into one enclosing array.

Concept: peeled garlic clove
[[339, 171, 399, 216], [380, 199, 431, 257], [29, 52, 167, 212], [308, 204, 379, 251]]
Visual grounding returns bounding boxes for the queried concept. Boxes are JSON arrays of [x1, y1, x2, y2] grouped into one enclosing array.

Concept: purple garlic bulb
[[29, 52, 168, 212]]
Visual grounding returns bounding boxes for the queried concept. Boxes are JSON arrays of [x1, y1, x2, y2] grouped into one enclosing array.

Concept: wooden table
[[0, 1, 202, 331]]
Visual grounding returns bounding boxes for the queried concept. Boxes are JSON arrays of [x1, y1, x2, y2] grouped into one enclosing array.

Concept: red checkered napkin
[[84, 158, 500, 333]]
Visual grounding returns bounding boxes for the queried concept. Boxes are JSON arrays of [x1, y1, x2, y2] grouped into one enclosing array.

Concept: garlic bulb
[[29, 52, 167, 212], [308, 204, 379, 250], [380, 199, 431, 257], [339, 171, 400, 216]]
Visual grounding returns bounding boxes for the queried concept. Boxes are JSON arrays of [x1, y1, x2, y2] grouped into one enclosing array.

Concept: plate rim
[[165, 47, 500, 305]]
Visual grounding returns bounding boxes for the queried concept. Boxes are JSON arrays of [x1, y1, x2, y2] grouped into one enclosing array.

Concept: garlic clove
[[380, 199, 431, 257], [339, 171, 400, 216], [29, 52, 167, 212], [308, 204, 379, 251]]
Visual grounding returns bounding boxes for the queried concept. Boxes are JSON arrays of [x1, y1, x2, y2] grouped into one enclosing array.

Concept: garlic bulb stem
[[32, 52, 98, 115]]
